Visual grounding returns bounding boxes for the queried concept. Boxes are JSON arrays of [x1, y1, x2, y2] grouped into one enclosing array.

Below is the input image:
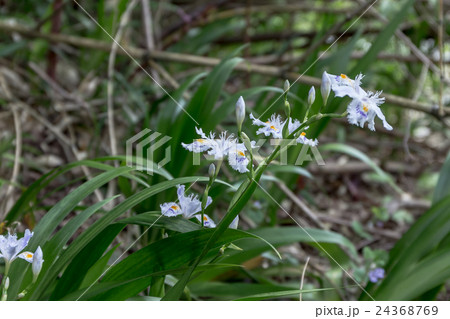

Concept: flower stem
[[214, 159, 223, 180], [303, 106, 312, 123], [201, 159, 223, 227], [1, 264, 10, 301]]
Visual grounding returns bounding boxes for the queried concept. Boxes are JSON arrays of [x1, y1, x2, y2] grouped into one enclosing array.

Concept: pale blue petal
[[195, 214, 216, 228], [18, 251, 34, 263], [32, 246, 44, 278], [160, 202, 182, 217]]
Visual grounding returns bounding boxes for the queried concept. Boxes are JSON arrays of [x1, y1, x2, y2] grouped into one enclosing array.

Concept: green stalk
[[1, 262, 10, 301], [201, 159, 222, 227], [201, 189, 208, 228], [213, 159, 223, 180]]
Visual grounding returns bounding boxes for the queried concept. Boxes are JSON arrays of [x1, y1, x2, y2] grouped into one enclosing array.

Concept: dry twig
[[299, 256, 310, 301], [0, 21, 448, 118]]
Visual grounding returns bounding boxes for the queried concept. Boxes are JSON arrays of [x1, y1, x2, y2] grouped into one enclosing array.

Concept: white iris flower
[[330, 73, 392, 131], [160, 185, 241, 229], [182, 127, 235, 160], [250, 113, 318, 146], [195, 214, 239, 229], [249, 113, 285, 139], [195, 214, 216, 228], [228, 143, 251, 173], [160, 185, 218, 228], [295, 128, 318, 147], [181, 127, 215, 154], [0, 229, 34, 272], [160, 184, 212, 219], [207, 131, 239, 160], [182, 127, 253, 173]]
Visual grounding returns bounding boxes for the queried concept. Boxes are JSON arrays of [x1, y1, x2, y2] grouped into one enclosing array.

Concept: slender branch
[[199, 4, 354, 24], [148, 60, 179, 89], [142, 0, 155, 52], [215, 25, 413, 44], [161, 3, 356, 48], [141, 1, 190, 97], [0, 21, 448, 117], [142, 0, 161, 83], [247, 52, 450, 65], [108, 0, 138, 157], [328, 51, 450, 64]]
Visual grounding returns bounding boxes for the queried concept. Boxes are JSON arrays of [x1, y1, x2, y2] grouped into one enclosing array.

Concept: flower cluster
[[161, 184, 212, 219], [182, 127, 254, 173], [174, 71, 392, 234], [327, 72, 392, 131], [160, 184, 239, 229], [0, 229, 44, 280], [249, 113, 318, 147]]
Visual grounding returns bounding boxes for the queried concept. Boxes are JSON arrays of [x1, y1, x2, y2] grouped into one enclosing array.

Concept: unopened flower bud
[[4, 277, 9, 290], [284, 100, 291, 118], [208, 163, 216, 179], [284, 79, 290, 93], [235, 96, 245, 133], [308, 87, 315, 106], [32, 246, 44, 282], [321, 71, 331, 106]]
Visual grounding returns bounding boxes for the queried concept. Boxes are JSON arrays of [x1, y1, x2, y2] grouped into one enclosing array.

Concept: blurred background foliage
[[0, 0, 449, 300]]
